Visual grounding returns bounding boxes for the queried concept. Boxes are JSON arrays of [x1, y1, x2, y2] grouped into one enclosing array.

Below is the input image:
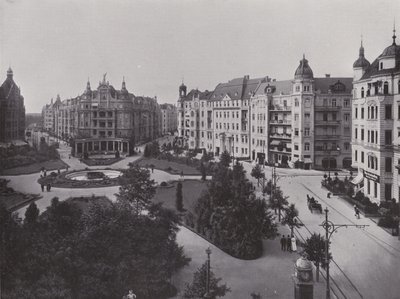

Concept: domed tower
[[121, 77, 129, 95], [293, 55, 314, 95], [291, 55, 315, 169], [6, 67, 13, 80], [353, 38, 370, 81], [177, 81, 187, 138], [179, 82, 187, 98]]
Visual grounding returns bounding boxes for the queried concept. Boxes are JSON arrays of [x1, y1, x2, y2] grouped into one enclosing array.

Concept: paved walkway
[[172, 225, 327, 299]]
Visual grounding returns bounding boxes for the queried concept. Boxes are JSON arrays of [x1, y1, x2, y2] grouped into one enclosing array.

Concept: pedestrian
[[280, 235, 285, 251], [355, 206, 360, 219], [286, 235, 291, 251], [44, 169, 47, 177], [291, 235, 297, 252], [127, 290, 136, 299], [354, 205, 358, 217], [47, 184, 51, 192], [57, 168, 60, 175], [40, 183, 44, 192]]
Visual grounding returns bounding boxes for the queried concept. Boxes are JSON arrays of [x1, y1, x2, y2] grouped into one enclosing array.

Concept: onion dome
[[294, 55, 314, 79], [353, 39, 370, 68], [381, 26, 400, 57]]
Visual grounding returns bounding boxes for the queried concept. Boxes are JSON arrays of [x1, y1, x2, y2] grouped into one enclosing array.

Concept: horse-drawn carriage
[[307, 194, 322, 213]]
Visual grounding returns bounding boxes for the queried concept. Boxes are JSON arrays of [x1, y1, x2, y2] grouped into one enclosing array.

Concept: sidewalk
[[172, 225, 327, 299]]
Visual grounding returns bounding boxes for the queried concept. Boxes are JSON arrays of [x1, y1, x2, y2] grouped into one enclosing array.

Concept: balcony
[[314, 135, 340, 140], [314, 120, 340, 126], [269, 105, 291, 112], [270, 133, 292, 140], [270, 120, 291, 125], [314, 106, 341, 111], [314, 148, 340, 155]]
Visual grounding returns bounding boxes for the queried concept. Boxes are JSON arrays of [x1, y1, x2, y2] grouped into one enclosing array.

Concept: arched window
[[383, 81, 389, 95], [361, 87, 365, 98]]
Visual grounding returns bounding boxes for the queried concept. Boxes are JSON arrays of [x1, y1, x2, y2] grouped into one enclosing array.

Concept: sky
[[1, 0, 400, 113]]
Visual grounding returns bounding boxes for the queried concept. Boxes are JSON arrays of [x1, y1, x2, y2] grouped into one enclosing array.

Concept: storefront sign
[[363, 170, 380, 183]]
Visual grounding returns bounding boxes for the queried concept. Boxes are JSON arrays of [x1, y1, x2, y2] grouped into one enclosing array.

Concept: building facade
[[160, 103, 178, 135], [178, 57, 352, 169], [42, 75, 161, 156], [0, 68, 25, 143], [352, 30, 400, 203]]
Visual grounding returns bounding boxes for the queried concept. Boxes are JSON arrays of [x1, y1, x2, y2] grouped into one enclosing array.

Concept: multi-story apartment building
[[178, 57, 352, 169], [352, 30, 400, 203], [42, 75, 161, 156], [0, 68, 26, 143], [160, 103, 178, 135]]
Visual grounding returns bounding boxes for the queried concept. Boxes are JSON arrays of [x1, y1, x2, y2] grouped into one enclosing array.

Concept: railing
[[269, 105, 291, 111], [314, 135, 340, 140], [314, 106, 341, 111], [269, 120, 291, 125], [270, 133, 292, 139], [314, 120, 341, 126]]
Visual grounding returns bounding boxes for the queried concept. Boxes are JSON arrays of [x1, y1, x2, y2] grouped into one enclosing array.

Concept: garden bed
[[37, 169, 122, 189], [135, 158, 201, 175], [0, 159, 68, 176], [81, 157, 123, 166]]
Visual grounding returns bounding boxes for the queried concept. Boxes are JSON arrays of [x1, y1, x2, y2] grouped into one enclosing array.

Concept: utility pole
[[204, 247, 212, 298], [320, 208, 368, 299]]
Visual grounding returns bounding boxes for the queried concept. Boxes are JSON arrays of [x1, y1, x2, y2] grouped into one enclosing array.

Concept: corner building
[[42, 76, 161, 156], [177, 57, 352, 169], [352, 30, 400, 203]]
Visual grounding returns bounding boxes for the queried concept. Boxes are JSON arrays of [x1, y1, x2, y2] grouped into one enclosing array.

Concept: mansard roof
[[314, 77, 353, 93], [360, 57, 400, 80], [210, 76, 261, 101], [254, 80, 292, 96]]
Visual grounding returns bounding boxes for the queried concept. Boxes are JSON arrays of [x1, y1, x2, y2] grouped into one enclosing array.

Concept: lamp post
[[204, 247, 212, 298], [320, 208, 368, 299], [326, 145, 340, 179]]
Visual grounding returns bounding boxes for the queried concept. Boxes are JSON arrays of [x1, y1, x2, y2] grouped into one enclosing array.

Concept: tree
[[263, 179, 273, 195], [251, 164, 264, 186], [117, 164, 156, 214], [200, 162, 207, 181], [194, 162, 277, 259], [183, 261, 230, 298], [24, 202, 39, 227], [143, 144, 151, 157], [176, 182, 184, 212], [268, 186, 288, 221], [302, 233, 328, 282], [281, 203, 301, 235], [219, 150, 231, 168]]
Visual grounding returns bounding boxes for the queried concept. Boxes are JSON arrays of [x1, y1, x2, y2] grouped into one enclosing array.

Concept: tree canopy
[[194, 161, 277, 259], [1, 163, 189, 298]]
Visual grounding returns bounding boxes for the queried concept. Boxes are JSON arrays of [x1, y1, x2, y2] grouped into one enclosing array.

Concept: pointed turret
[[6, 67, 13, 80]]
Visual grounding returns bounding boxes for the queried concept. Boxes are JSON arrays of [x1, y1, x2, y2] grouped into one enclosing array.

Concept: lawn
[[0, 159, 68, 176], [135, 158, 200, 175], [152, 180, 208, 214]]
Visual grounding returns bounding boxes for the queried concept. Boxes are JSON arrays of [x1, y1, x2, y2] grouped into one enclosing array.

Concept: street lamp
[[320, 208, 368, 299], [204, 247, 212, 298]]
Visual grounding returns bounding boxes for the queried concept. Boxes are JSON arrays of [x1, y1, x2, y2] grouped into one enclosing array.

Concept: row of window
[[354, 128, 392, 145]]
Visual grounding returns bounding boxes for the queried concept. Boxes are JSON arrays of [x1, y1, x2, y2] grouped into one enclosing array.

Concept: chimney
[[325, 74, 331, 78], [244, 75, 250, 80]]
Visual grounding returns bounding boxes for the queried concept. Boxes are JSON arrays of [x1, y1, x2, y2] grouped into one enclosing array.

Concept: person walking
[[291, 235, 297, 253], [46, 184, 51, 192], [127, 290, 136, 299], [40, 183, 44, 192], [286, 235, 291, 252], [280, 235, 285, 251], [355, 206, 360, 219]]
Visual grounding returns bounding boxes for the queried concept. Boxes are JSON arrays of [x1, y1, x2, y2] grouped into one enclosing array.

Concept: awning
[[270, 140, 280, 146], [351, 172, 363, 185], [304, 158, 312, 163]]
